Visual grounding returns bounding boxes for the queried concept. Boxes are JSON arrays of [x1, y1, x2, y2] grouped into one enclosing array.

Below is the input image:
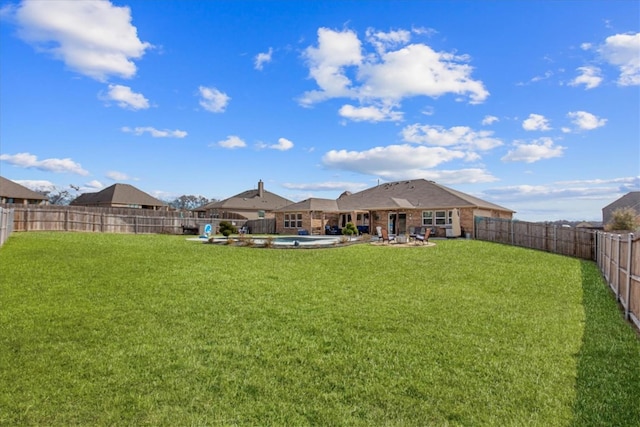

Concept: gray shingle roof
[[275, 179, 514, 213], [336, 179, 514, 212], [70, 183, 165, 207], [201, 188, 293, 211], [0, 176, 48, 201]]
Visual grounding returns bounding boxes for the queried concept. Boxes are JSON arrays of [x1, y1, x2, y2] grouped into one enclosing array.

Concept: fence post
[[616, 234, 622, 301], [625, 233, 634, 320]]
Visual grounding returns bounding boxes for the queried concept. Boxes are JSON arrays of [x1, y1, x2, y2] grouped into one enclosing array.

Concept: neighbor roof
[[200, 187, 293, 212], [0, 176, 47, 201], [70, 183, 165, 207], [603, 191, 640, 213]]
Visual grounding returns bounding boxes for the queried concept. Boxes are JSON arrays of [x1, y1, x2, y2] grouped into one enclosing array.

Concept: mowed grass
[[0, 233, 638, 426]]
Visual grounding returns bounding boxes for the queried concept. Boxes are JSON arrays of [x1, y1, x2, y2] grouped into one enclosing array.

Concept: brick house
[[70, 183, 168, 210], [0, 176, 48, 205], [274, 179, 514, 237], [195, 180, 293, 220]]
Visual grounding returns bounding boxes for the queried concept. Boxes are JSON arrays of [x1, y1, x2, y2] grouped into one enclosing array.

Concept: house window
[[284, 213, 302, 228], [435, 211, 447, 225], [422, 211, 433, 226]]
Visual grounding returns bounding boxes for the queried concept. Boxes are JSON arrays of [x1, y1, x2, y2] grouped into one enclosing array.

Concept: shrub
[[606, 207, 640, 231], [218, 221, 238, 238], [341, 222, 358, 236]]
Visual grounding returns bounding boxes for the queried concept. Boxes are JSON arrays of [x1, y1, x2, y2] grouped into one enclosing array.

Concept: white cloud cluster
[[402, 124, 503, 151], [339, 104, 403, 122], [10, 0, 151, 81], [522, 114, 551, 131], [300, 27, 488, 121], [569, 66, 603, 89], [0, 152, 89, 175], [198, 86, 231, 113], [256, 137, 295, 151], [567, 111, 607, 131], [102, 84, 149, 110], [600, 32, 640, 86], [215, 135, 246, 149], [501, 137, 565, 163], [106, 171, 130, 181], [122, 126, 187, 138]]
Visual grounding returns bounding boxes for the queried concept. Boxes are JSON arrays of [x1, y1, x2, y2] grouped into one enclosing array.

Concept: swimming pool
[[254, 235, 347, 247], [192, 235, 353, 247]]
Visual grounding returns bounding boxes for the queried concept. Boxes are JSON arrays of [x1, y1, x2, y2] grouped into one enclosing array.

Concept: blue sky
[[1, 0, 638, 222]]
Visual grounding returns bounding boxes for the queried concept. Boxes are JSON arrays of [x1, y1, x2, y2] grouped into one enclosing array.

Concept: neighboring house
[[274, 179, 514, 237], [195, 180, 293, 220], [0, 176, 48, 205], [602, 191, 640, 226], [70, 183, 168, 210]]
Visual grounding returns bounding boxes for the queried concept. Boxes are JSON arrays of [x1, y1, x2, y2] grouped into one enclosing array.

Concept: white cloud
[[198, 86, 230, 113], [106, 171, 130, 180], [254, 47, 273, 70], [501, 138, 565, 163], [339, 104, 403, 122], [567, 111, 607, 131], [365, 28, 411, 54], [102, 84, 149, 110], [300, 27, 488, 111], [215, 135, 246, 149], [522, 113, 551, 131], [322, 144, 467, 178], [122, 126, 187, 138], [401, 124, 503, 151], [0, 152, 89, 175], [271, 137, 294, 151], [83, 180, 104, 190], [482, 115, 499, 125], [358, 43, 489, 104], [300, 27, 363, 105], [14, 179, 56, 193], [258, 137, 294, 151], [282, 181, 369, 192], [569, 66, 603, 89], [10, 0, 151, 81], [600, 32, 640, 86]]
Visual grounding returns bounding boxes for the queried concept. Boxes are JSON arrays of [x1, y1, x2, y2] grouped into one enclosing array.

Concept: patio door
[[388, 212, 407, 234]]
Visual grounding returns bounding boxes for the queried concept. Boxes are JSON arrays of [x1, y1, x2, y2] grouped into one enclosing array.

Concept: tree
[[40, 185, 80, 205], [606, 207, 640, 231], [167, 195, 212, 210]]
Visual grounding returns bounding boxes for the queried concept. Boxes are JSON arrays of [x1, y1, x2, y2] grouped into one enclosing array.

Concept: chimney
[[258, 180, 264, 198]]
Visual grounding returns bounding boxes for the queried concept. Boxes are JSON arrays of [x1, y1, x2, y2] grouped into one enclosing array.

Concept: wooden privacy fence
[[3, 206, 277, 236], [596, 232, 640, 331], [474, 216, 595, 259], [475, 216, 639, 332], [0, 207, 14, 247]]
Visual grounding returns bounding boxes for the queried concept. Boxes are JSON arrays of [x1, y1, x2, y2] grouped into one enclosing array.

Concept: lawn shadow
[[570, 261, 640, 426]]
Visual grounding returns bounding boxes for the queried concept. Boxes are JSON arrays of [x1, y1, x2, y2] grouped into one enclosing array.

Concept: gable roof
[[70, 183, 165, 207], [200, 182, 293, 212], [337, 179, 514, 212], [275, 179, 514, 214], [275, 197, 339, 212], [603, 192, 640, 213], [0, 176, 47, 201]]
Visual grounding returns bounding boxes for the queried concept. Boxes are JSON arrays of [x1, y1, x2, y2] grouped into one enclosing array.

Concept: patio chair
[[415, 228, 430, 245], [381, 228, 395, 244]]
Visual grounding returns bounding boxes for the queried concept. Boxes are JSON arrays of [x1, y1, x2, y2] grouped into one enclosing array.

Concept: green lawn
[[1, 232, 638, 426]]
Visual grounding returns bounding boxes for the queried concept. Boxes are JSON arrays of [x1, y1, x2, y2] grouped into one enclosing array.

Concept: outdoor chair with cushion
[[381, 228, 395, 244], [415, 228, 430, 244]]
